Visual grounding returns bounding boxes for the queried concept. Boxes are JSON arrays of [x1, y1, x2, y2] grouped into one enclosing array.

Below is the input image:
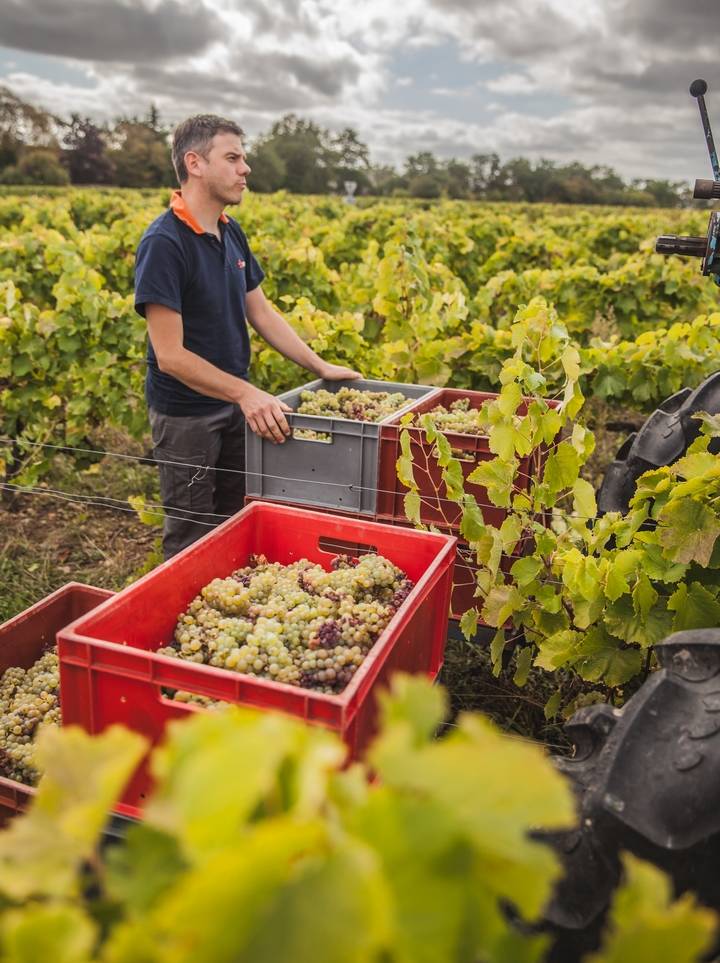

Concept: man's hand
[[315, 362, 363, 381], [236, 383, 292, 444]]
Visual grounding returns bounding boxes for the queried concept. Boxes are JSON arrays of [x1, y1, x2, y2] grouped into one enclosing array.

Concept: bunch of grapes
[[0, 649, 61, 785], [297, 387, 408, 422], [159, 552, 413, 695], [410, 397, 487, 436], [293, 428, 331, 443], [163, 689, 223, 709]]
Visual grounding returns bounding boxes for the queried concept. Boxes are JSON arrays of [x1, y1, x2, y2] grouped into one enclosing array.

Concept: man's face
[[194, 132, 251, 205]]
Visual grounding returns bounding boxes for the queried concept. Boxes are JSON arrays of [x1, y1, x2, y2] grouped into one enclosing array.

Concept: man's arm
[[245, 286, 362, 381], [146, 304, 291, 444]]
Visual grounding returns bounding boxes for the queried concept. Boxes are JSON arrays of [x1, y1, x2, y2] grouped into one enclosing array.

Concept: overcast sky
[[0, 0, 718, 180]]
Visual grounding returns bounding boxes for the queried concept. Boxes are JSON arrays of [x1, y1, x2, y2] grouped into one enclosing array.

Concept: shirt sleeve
[[134, 232, 187, 318], [244, 241, 265, 293]]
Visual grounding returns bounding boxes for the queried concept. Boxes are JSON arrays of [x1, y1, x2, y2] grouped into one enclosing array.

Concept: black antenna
[[690, 79, 720, 180]]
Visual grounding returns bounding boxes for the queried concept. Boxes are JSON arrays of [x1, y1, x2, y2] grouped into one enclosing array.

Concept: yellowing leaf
[[572, 477, 597, 518], [481, 584, 524, 627], [657, 499, 720, 567]]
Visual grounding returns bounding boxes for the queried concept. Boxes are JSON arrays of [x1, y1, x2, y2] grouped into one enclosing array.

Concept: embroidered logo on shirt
[[237, 258, 246, 269]]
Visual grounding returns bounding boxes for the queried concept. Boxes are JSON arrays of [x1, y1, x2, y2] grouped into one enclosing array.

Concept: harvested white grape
[[161, 553, 414, 694], [297, 386, 408, 422], [411, 397, 486, 435], [0, 649, 60, 786]]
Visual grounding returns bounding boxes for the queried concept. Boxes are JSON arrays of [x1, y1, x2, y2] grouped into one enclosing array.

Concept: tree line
[[0, 85, 689, 206]]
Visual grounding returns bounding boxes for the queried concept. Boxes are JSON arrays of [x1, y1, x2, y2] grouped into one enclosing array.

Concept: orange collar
[[169, 190, 228, 234]]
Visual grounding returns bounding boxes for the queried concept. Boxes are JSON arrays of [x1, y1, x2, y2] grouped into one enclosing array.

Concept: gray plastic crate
[[245, 378, 439, 515]]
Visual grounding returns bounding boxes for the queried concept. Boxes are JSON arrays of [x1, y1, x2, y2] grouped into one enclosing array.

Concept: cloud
[[0, 0, 717, 180], [0, 0, 222, 63], [487, 73, 538, 95]]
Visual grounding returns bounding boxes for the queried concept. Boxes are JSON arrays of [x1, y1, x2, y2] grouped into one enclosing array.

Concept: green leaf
[[0, 904, 97, 963], [481, 584, 524, 628], [488, 423, 517, 460], [378, 674, 449, 745], [605, 560, 631, 602], [605, 595, 673, 648], [632, 574, 658, 623], [370, 703, 575, 924], [147, 708, 344, 860], [510, 556, 543, 588], [535, 630, 583, 672], [668, 582, 720, 632], [544, 692, 562, 720], [468, 456, 517, 509], [572, 477, 597, 518], [575, 626, 644, 687], [404, 489, 421, 526], [347, 791, 486, 963], [587, 855, 715, 963], [112, 818, 389, 963], [513, 646, 533, 686], [0, 725, 146, 900], [459, 607, 479, 640], [490, 629, 506, 675], [657, 498, 720, 566], [460, 495, 486, 542], [105, 824, 188, 914], [543, 442, 580, 494], [497, 381, 522, 417]]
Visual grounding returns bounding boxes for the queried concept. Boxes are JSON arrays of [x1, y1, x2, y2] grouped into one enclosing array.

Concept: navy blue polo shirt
[[134, 191, 264, 416]]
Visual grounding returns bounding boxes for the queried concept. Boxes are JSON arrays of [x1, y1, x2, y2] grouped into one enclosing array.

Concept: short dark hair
[[172, 114, 244, 183]]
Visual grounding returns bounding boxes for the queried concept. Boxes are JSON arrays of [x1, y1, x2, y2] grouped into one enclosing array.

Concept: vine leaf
[[657, 499, 720, 566]]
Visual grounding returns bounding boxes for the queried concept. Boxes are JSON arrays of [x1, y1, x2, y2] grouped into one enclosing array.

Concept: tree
[[330, 126, 371, 193], [404, 152, 447, 198], [635, 178, 687, 208], [109, 119, 174, 187], [469, 152, 504, 197], [62, 115, 114, 185], [253, 114, 335, 194], [444, 159, 472, 199], [246, 139, 286, 193], [0, 85, 61, 175], [0, 148, 69, 185], [367, 163, 406, 196]]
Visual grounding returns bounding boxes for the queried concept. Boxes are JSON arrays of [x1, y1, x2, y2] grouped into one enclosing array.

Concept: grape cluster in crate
[[158, 551, 413, 694], [293, 385, 409, 441]]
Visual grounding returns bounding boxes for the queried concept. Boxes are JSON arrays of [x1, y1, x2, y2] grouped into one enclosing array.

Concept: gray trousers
[[148, 404, 246, 560]]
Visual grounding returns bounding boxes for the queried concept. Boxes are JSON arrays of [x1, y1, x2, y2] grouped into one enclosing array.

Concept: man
[[134, 114, 360, 558]]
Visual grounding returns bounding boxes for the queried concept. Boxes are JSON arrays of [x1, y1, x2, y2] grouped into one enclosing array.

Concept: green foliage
[[588, 855, 716, 963], [1, 188, 719, 488], [398, 297, 720, 709], [0, 676, 575, 962], [0, 678, 711, 961]]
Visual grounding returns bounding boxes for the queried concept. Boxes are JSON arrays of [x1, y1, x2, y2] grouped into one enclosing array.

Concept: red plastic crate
[[0, 583, 140, 822], [377, 388, 559, 531], [58, 503, 456, 808]]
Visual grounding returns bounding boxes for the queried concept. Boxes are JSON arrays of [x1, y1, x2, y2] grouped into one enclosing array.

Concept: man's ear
[[184, 150, 204, 178]]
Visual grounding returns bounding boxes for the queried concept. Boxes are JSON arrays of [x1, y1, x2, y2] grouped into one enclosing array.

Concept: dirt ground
[[0, 429, 162, 623]]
